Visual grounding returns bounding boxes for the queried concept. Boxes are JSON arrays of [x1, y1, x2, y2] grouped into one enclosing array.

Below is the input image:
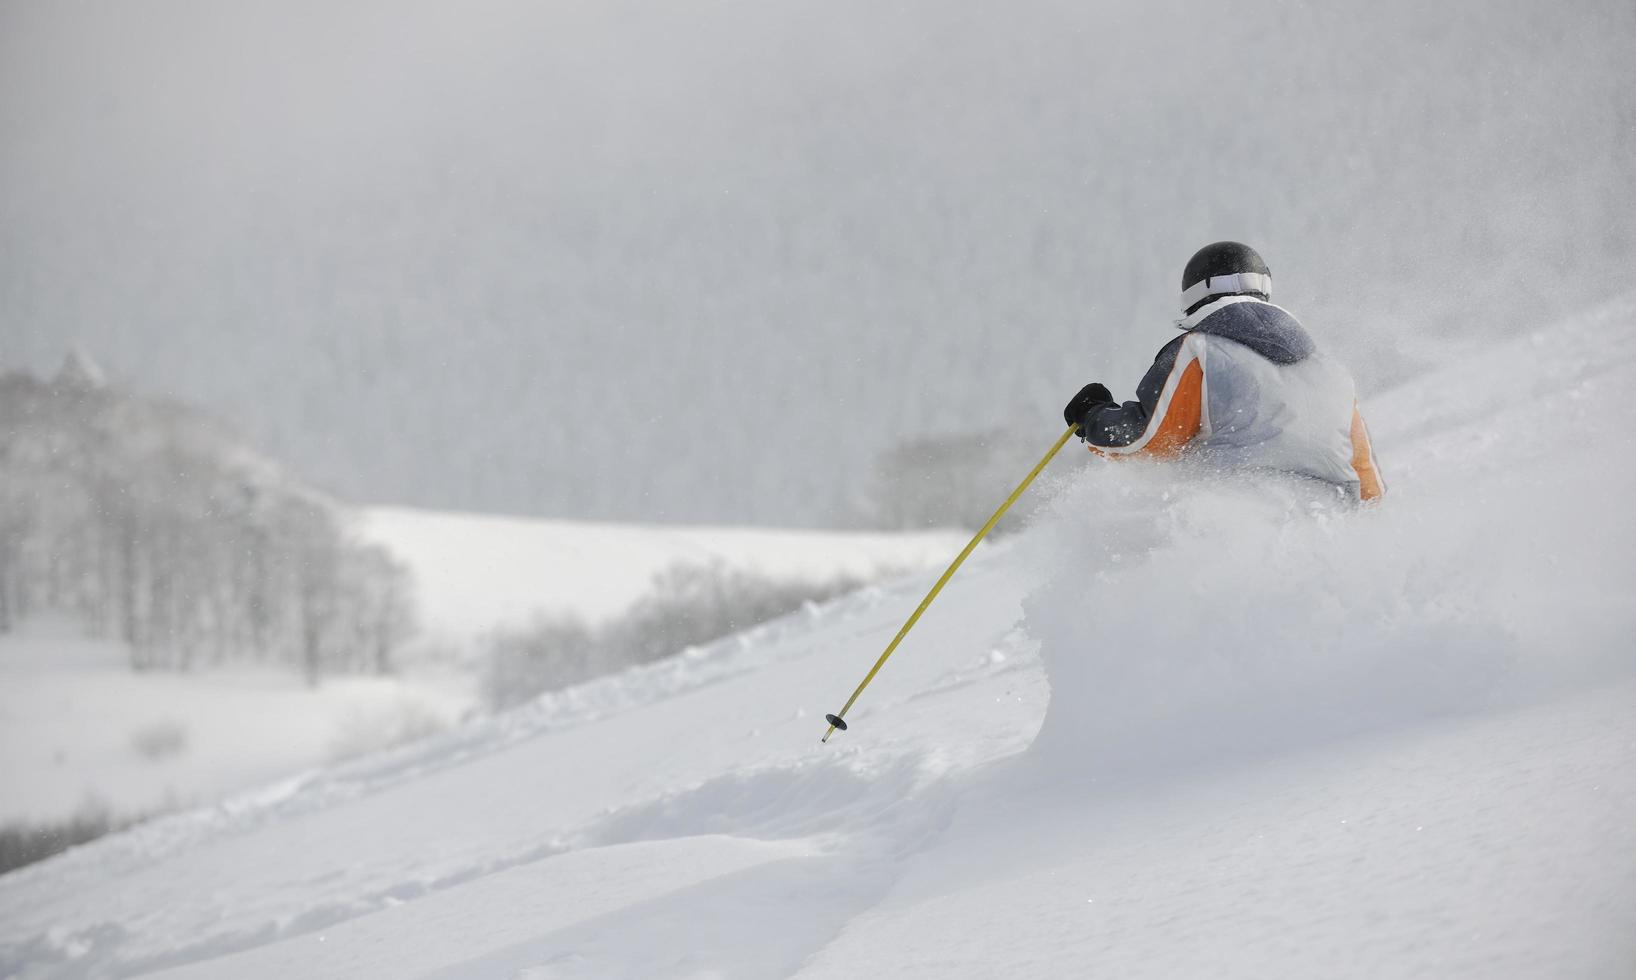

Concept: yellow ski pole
[[822, 423, 1080, 742]]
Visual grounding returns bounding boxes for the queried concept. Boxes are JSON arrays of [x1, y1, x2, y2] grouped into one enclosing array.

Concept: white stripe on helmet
[[1179, 271, 1272, 312]]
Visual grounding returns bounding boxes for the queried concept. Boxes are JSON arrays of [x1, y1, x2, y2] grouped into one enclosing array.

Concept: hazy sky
[[3, 0, 1634, 525]]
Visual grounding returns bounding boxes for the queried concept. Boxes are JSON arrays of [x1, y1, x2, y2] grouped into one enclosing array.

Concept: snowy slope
[[0, 619, 472, 826], [3, 297, 1635, 978]]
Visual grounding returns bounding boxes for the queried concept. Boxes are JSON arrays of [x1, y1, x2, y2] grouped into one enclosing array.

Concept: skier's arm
[[1074, 335, 1187, 447]]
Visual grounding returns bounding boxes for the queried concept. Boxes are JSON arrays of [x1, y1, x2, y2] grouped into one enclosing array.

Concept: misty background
[[3, 0, 1634, 526]]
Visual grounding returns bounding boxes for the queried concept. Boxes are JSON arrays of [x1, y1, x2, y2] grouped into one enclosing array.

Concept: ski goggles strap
[[1180, 271, 1272, 312]]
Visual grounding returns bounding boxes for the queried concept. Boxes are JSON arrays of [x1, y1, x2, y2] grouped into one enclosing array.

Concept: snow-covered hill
[[3, 297, 1634, 977], [0, 618, 471, 827]]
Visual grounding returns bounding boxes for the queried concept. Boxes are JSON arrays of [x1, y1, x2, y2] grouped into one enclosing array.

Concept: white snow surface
[[0, 620, 473, 826], [3, 297, 1635, 977]]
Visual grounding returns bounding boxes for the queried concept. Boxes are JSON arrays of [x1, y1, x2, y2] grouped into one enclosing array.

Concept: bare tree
[[0, 364, 419, 681], [345, 545, 417, 675]]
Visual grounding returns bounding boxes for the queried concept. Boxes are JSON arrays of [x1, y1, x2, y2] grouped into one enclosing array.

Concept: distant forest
[[0, 353, 414, 682], [4, 1, 1633, 526]]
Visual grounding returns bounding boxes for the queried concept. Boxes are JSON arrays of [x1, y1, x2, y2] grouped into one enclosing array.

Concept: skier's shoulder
[[1184, 296, 1317, 365]]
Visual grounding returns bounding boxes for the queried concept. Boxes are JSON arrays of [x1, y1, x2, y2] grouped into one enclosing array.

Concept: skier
[[1063, 241, 1385, 502]]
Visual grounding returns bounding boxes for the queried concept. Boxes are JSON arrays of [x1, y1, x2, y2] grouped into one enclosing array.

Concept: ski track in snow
[[4, 296, 1636, 978], [1, 559, 1039, 979]]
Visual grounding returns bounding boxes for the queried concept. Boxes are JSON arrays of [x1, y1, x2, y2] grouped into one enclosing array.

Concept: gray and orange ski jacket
[[1081, 296, 1385, 502]]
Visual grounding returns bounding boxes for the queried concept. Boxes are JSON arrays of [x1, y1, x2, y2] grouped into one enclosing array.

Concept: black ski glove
[[1063, 383, 1114, 430]]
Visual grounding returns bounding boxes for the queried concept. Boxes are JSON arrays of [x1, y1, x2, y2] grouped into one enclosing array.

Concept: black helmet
[[1181, 241, 1271, 314]]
